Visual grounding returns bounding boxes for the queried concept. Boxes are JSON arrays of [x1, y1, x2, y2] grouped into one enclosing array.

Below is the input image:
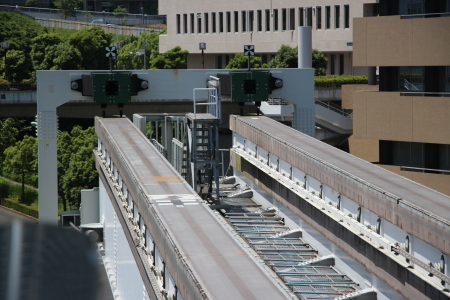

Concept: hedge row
[[0, 177, 39, 205], [315, 75, 368, 88], [0, 198, 39, 219]]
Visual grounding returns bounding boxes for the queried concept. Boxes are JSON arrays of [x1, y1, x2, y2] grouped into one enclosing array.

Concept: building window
[[205, 13, 209, 33], [399, 66, 424, 91], [190, 13, 195, 33], [265, 9, 270, 31], [344, 5, 349, 28], [273, 9, 278, 31], [242, 11, 247, 32], [257, 10, 262, 31], [299, 8, 304, 26], [249, 10, 254, 32], [197, 13, 202, 33], [399, 0, 424, 15], [183, 14, 187, 34], [212, 12, 216, 33], [219, 12, 224, 32], [306, 7, 312, 26], [282, 8, 287, 31], [226, 12, 231, 32], [335, 5, 340, 29], [176, 14, 180, 34], [325, 6, 330, 29], [289, 8, 295, 30], [339, 54, 344, 75], [234, 11, 239, 32], [316, 7, 322, 29]]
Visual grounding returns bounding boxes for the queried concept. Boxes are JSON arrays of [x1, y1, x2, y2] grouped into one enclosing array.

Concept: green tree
[[0, 12, 39, 80], [113, 6, 128, 26], [68, 27, 113, 70], [3, 136, 38, 204], [117, 32, 161, 70], [312, 49, 328, 76], [151, 46, 188, 69], [268, 45, 298, 68], [268, 45, 328, 76], [225, 53, 269, 69], [0, 118, 20, 173], [53, 0, 82, 20], [30, 33, 63, 71], [45, 43, 82, 70], [3, 50, 33, 81], [58, 126, 98, 210]]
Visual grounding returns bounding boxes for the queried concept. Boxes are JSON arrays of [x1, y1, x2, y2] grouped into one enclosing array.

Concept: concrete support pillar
[[298, 27, 312, 69], [37, 110, 59, 225]]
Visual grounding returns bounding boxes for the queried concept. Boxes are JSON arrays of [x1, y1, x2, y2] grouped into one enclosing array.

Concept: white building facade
[[159, 0, 378, 74]]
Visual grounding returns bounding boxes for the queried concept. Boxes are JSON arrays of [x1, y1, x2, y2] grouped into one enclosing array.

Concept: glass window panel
[[289, 8, 295, 30], [273, 9, 278, 31], [266, 9, 270, 31], [316, 7, 322, 29]]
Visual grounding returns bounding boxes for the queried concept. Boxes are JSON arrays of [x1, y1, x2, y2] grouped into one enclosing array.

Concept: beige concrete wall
[[341, 84, 378, 109], [354, 16, 450, 66], [353, 92, 450, 144], [380, 165, 450, 197], [348, 136, 379, 162], [159, 0, 374, 70]]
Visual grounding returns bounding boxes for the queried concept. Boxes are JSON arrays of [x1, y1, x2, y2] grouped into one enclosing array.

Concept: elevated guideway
[[230, 115, 450, 300], [95, 117, 293, 300]]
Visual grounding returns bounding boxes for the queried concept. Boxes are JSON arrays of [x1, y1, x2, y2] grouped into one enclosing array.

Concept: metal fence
[[0, 5, 166, 26], [0, 82, 36, 91]]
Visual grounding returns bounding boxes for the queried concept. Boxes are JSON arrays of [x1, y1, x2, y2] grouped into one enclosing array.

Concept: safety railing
[[400, 166, 450, 175], [193, 88, 219, 119], [315, 100, 353, 118]]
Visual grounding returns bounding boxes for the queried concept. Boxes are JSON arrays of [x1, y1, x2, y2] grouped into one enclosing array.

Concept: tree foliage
[[117, 31, 161, 70], [225, 53, 269, 69], [53, 0, 82, 20], [0, 118, 21, 173], [0, 12, 40, 80], [113, 6, 128, 26], [268, 45, 298, 68], [2, 136, 38, 204], [151, 46, 188, 69], [45, 43, 83, 70], [312, 49, 328, 76], [68, 27, 113, 70], [30, 33, 64, 71], [268, 45, 328, 76], [58, 126, 98, 210]]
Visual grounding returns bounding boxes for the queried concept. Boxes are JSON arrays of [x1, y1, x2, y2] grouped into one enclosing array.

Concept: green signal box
[[231, 70, 270, 102], [92, 72, 131, 104]]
